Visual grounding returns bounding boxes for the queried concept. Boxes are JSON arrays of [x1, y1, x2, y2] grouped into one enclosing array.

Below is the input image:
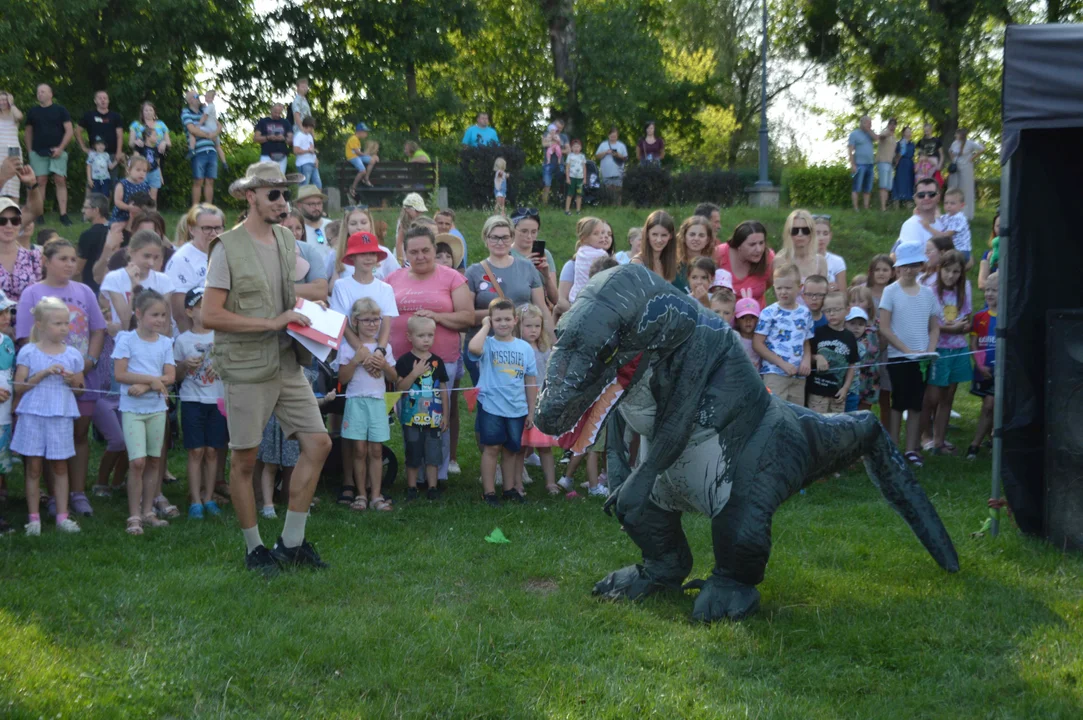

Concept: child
[[571, 217, 612, 303], [753, 264, 813, 406], [807, 291, 859, 414], [11, 297, 86, 535], [615, 227, 641, 265], [86, 137, 115, 197], [846, 286, 881, 412], [0, 294, 14, 519], [112, 289, 176, 535], [174, 288, 226, 519], [110, 156, 151, 224], [330, 231, 398, 351], [518, 304, 559, 494], [395, 314, 451, 502], [710, 286, 737, 324], [922, 249, 972, 454], [865, 254, 894, 308], [467, 299, 538, 506], [802, 274, 829, 328], [140, 127, 162, 201], [190, 89, 227, 167], [864, 253, 894, 422], [814, 215, 847, 292], [339, 298, 398, 510], [493, 157, 508, 215], [292, 116, 321, 189], [734, 297, 761, 371], [435, 242, 456, 269], [89, 291, 129, 498], [877, 242, 940, 467], [686, 256, 716, 308], [100, 230, 175, 329], [919, 236, 954, 287], [934, 188, 972, 267], [564, 139, 586, 216], [967, 271, 997, 460]]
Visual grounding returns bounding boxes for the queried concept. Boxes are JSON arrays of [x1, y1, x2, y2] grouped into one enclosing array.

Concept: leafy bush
[[975, 177, 1000, 209], [783, 164, 852, 208], [457, 144, 526, 209], [623, 164, 672, 208], [670, 170, 744, 207]]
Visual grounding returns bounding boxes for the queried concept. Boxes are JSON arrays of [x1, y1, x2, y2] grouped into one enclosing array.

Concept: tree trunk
[[406, 58, 419, 137], [539, 0, 580, 134], [1047, 0, 1063, 22]]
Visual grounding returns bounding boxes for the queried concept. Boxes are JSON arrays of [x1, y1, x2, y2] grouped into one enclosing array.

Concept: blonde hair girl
[[334, 206, 377, 277]]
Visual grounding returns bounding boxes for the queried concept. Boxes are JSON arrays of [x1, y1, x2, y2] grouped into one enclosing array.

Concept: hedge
[[782, 164, 853, 208]]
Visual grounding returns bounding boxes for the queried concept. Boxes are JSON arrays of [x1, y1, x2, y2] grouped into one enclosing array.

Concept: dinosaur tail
[[800, 409, 960, 573]]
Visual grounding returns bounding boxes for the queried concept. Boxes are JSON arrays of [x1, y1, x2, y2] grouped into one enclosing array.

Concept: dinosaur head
[[536, 263, 700, 453]]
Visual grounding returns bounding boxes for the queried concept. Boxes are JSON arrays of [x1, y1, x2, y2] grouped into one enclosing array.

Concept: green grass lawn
[[2, 205, 1080, 718]]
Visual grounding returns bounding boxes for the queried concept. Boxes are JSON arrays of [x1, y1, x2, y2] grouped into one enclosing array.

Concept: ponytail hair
[[41, 237, 74, 261], [29, 296, 69, 343]]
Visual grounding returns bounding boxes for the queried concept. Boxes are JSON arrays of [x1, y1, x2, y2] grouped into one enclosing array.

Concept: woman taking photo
[[714, 220, 774, 309], [509, 208, 558, 308], [776, 209, 827, 284]]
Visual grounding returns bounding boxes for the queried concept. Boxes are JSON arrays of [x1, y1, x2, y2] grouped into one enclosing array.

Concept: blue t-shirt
[[848, 128, 875, 165], [112, 330, 176, 414], [462, 125, 499, 147], [469, 335, 537, 418], [754, 303, 814, 376]]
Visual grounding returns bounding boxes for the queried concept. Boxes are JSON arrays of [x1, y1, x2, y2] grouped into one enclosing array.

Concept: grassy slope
[[0, 207, 1080, 719]]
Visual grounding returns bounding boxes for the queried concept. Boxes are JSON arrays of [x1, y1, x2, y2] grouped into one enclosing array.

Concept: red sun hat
[[344, 231, 388, 262]]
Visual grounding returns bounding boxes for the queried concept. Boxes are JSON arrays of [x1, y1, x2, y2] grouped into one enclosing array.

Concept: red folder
[[286, 299, 347, 352]]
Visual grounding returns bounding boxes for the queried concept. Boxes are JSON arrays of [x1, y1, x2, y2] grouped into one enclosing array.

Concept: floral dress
[[0, 247, 43, 303]]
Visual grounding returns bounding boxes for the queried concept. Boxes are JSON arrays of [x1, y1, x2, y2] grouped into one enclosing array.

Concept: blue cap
[[354, 122, 370, 132]]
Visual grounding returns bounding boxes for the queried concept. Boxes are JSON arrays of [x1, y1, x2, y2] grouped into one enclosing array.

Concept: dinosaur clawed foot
[[593, 564, 676, 602], [688, 574, 761, 622]]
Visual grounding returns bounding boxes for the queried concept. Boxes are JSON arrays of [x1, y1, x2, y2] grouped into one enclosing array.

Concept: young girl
[[919, 236, 954, 287], [922, 250, 972, 454], [338, 298, 397, 512], [865, 253, 895, 424], [686, 256, 716, 308], [865, 254, 894, 308], [112, 290, 176, 535], [110, 155, 151, 224], [734, 296, 761, 371], [570, 217, 612, 303], [814, 215, 847, 292], [493, 157, 508, 215], [89, 291, 129, 497], [615, 227, 641, 265], [518, 305, 559, 494], [100, 230, 175, 330], [675, 215, 717, 292], [11, 297, 86, 535], [632, 210, 678, 284], [847, 286, 880, 412]]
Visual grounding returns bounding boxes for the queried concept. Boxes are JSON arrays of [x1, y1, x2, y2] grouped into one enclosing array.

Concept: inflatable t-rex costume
[[535, 264, 959, 622]]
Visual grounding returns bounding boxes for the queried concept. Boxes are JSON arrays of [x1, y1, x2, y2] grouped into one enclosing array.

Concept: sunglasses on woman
[[0, 216, 21, 227], [512, 207, 539, 223], [790, 226, 811, 236]]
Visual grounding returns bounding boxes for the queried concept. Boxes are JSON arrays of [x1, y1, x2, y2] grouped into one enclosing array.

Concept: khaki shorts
[[29, 151, 68, 177], [808, 394, 845, 414], [763, 373, 807, 407], [224, 354, 326, 450]]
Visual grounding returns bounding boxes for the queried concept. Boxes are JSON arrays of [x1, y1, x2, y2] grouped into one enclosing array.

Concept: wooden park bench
[[335, 161, 436, 207]]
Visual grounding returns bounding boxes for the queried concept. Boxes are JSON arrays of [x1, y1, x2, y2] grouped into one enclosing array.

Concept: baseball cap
[[354, 122, 371, 132], [0, 197, 21, 215], [185, 286, 205, 309], [846, 307, 869, 322], [734, 297, 761, 319], [0, 290, 14, 311]]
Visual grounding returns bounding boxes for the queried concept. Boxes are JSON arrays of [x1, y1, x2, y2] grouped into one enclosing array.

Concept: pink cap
[[734, 297, 761, 319]]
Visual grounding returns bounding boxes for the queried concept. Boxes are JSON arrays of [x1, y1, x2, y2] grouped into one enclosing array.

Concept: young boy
[[803, 274, 829, 329], [934, 188, 973, 268], [843, 306, 875, 412], [293, 116, 321, 189], [753, 264, 813, 406], [966, 271, 997, 459], [174, 288, 226, 519], [86, 138, 116, 197], [395, 315, 450, 501], [564, 138, 586, 216], [807, 291, 859, 414], [710, 286, 736, 324], [467, 299, 538, 506], [338, 298, 398, 511]]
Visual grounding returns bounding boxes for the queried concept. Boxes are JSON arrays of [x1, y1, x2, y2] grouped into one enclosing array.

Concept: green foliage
[[782, 164, 853, 208], [457, 144, 526, 209], [624, 164, 674, 208]]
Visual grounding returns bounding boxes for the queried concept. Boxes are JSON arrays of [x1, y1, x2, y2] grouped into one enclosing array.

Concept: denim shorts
[[845, 393, 860, 412], [402, 424, 442, 468], [181, 400, 228, 450], [349, 156, 372, 171], [145, 167, 163, 189], [191, 150, 218, 180], [852, 164, 874, 193], [475, 404, 525, 452]]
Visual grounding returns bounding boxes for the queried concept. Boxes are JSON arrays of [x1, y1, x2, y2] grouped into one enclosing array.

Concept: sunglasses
[[266, 189, 291, 202], [812, 214, 832, 221], [790, 226, 811, 236], [512, 207, 539, 222], [0, 216, 21, 227], [915, 191, 938, 199]]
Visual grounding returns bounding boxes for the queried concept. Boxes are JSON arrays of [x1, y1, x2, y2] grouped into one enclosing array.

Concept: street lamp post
[[746, 0, 779, 207]]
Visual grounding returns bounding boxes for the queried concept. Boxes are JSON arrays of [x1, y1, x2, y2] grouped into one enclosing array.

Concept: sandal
[[142, 513, 169, 528], [904, 451, 924, 468], [545, 484, 561, 495], [349, 496, 368, 512], [126, 516, 144, 536], [154, 496, 180, 518], [338, 486, 357, 506], [370, 498, 393, 512]]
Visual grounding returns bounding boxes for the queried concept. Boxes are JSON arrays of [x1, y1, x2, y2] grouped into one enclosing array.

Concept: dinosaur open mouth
[[557, 354, 641, 455]]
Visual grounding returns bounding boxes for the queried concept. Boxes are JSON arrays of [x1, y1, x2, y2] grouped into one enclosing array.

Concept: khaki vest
[[209, 224, 311, 384]]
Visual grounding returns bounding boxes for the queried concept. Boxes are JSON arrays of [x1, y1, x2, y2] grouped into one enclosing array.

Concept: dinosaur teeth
[[557, 378, 624, 455]]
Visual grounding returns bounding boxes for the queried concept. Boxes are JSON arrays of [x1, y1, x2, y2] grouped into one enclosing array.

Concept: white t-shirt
[[893, 215, 934, 256], [173, 330, 223, 404], [595, 140, 628, 179], [304, 218, 334, 247], [112, 330, 176, 414], [825, 251, 847, 284], [100, 268, 176, 324], [335, 341, 393, 399], [165, 241, 208, 295], [293, 130, 316, 166], [330, 275, 399, 320], [878, 281, 939, 358]]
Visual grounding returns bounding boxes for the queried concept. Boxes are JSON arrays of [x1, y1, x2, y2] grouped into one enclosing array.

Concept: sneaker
[[525, 453, 541, 467], [25, 520, 41, 536], [70, 492, 93, 517], [46, 496, 56, 518], [426, 487, 441, 501], [58, 214, 72, 227], [56, 518, 81, 533], [521, 468, 533, 485], [483, 492, 500, 508], [270, 537, 329, 569], [966, 445, 979, 461], [514, 490, 528, 504], [203, 500, 222, 516], [405, 487, 420, 502], [557, 477, 574, 492], [260, 505, 277, 519], [92, 484, 112, 498], [589, 484, 609, 497], [448, 460, 461, 475], [189, 503, 204, 519], [564, 210, 571, 216], [559, 450, 572, 465], [502, 489, 519, 503], [245, 545, 280, 577]]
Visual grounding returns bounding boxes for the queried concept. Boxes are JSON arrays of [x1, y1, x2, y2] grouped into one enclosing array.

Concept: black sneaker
[[58, 214, 73, 227], [559, 450, 572, 465], [514, 490, 528, 504], [269, 537, 329, 569], [502, 489, 519, 503], [965, 445, 979, 461], [483, 492, 500, 508], [405, 487, 420, 502], [426, 487, 441, 501], [245, 545, 280, 577]]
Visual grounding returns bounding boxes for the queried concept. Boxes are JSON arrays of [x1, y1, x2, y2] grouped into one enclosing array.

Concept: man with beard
[[294, 184, 335, 277], [202, 163, 333, 576]]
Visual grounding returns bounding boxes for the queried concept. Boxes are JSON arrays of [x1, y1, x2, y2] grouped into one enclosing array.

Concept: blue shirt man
[[462, 112, 499, 147]]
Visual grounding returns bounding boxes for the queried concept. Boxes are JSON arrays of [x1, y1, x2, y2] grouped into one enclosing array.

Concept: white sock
[[281, 510, 307, 548], [242, 525, 263, 554]]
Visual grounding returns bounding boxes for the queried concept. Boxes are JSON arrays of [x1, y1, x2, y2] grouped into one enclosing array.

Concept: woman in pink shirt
[[715, 220, 775, 309]]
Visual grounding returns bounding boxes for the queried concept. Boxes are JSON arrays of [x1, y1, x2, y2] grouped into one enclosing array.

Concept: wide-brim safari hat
[[229, 162, 305, 199], [434, 233, 464, 269], [295, 184, 328, 203]]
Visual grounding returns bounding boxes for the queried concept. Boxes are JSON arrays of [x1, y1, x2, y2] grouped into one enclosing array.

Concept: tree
[[538, 0, 580, 134]]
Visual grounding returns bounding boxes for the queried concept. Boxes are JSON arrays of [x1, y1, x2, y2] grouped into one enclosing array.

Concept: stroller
[[552, 159, 603, 208]]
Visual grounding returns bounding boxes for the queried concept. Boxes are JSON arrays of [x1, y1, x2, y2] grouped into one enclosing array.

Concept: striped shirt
[[878, 281, 938, 358], [181, 106, 215, 155]]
